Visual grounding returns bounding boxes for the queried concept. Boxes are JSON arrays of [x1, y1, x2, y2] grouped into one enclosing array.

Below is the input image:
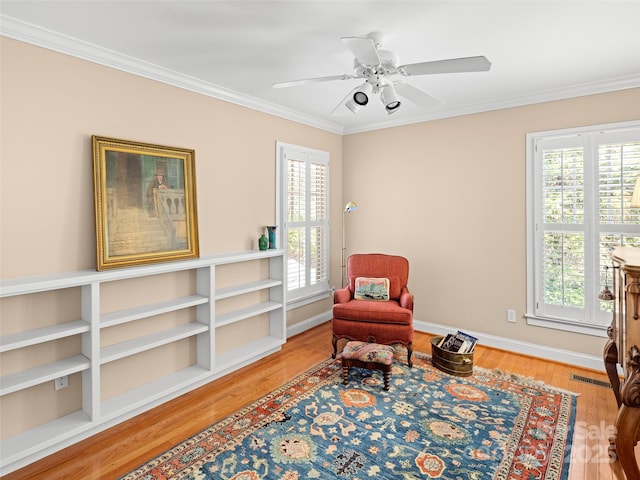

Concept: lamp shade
[[344, 201, 358, 213], [631, 175, 640, 208]]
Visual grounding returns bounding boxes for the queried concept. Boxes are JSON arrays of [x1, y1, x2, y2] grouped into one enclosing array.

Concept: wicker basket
[[431, 336, 474, 377]]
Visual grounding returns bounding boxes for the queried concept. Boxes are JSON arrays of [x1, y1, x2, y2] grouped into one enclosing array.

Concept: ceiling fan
[[273, 31, 491, 115]]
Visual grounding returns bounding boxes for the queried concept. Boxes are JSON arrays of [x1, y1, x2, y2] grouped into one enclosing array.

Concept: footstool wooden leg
[[407, 341, 413, 368], [341, 341, 394, 391]]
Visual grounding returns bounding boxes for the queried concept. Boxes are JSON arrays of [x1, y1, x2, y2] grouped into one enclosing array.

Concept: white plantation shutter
[[277, 142, 330, 302], [528, 122, 640, 334], [538, 138, 586, 319]]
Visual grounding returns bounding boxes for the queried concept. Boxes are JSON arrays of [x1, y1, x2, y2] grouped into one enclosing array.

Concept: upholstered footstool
[[341, 341, 394, 391]]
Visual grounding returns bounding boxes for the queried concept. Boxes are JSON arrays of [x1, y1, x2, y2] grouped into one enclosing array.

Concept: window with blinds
[[527, 122, 640, 335], [276, 142, 330, 302]]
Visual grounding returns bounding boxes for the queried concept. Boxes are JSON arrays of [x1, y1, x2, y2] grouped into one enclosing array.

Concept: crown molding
[[0, 15, 345, 135], [2, 14, 638, 137], [343, 74, 640, 135]]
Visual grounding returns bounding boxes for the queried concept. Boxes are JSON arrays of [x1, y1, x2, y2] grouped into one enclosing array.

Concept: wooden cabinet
[[0, 249, 285, 475], [605, 247, 640, 479]]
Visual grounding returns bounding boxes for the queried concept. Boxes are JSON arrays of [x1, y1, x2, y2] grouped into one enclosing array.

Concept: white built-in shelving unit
[[0, 249, 286, 475]]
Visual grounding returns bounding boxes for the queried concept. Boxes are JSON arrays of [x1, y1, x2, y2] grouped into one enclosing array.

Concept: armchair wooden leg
[[407, 342, 413, 368], [332, 335, 338, 359]]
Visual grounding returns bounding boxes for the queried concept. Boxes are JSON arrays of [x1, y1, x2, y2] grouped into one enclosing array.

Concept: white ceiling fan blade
[[341, 36, 381, 66], [395, 83, 443, 109], [273, 74, 354, 88], [399, 56, 491, 76]]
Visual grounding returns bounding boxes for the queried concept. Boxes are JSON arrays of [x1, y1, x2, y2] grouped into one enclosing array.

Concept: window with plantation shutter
[[276, 142, 330, 303], [527, 122, 640, 335]]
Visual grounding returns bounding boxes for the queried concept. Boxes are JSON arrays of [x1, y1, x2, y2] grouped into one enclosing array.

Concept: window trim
[[276, 141, 330, 305], [526, 120, 640, 337]]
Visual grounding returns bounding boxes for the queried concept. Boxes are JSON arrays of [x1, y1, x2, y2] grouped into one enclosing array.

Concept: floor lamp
[[342, 201, 358, 287]]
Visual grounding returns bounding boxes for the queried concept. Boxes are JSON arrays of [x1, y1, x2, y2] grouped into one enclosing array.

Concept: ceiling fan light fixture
[[353, 82, 372, 106], [381, 84, 401, 114], [353, 91, 368, 105], [345, 98, 361, 113]]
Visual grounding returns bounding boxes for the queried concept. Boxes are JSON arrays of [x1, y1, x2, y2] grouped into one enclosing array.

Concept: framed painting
[[92, 136, 199, 270]]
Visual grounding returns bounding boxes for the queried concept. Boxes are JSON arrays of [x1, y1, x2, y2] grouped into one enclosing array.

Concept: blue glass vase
[[266, 226, 277, 249]]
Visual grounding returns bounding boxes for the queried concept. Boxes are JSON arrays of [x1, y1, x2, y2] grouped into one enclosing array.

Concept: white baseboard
[[286, 314, 606, 372], [287, 311, 332, 338], [413, 320, 606, 372]]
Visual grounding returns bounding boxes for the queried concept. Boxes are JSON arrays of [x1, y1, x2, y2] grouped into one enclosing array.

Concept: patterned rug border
[[121, 350, 578, 480]]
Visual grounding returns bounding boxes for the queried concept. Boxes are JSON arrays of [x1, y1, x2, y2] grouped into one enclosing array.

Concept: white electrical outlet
[[54, 375, 69, 391], [507, 309, 516, 323]]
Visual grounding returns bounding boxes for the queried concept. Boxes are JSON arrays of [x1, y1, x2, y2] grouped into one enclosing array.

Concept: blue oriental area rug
[[120, 351, 577, 479]]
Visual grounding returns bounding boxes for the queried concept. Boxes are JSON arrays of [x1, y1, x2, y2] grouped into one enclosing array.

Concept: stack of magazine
[[436, 330, 478, 354]]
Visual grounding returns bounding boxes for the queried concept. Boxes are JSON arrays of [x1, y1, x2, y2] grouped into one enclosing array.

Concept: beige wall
[[0, 38, 340, 437], [0, 37, 341, 316], [0, 38, 343, 279], [342, 88, 640, 358]]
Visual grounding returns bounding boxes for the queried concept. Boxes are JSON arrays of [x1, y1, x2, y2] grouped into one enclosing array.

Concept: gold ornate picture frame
[[92, 136, 199, 270]]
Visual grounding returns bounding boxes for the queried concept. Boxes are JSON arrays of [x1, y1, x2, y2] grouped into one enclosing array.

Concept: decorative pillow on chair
[[354, 277, 390, 301]]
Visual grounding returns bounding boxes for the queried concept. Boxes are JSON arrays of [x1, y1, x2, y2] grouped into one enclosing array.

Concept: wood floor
[[2, 322, 630, 479]]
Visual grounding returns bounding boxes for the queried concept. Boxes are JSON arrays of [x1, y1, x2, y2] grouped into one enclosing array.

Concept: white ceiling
[[2, 1, 639, 134]]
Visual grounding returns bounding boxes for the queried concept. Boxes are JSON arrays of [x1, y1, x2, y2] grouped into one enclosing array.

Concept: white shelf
[[215, 335, 284, 374], [0, 250, 286, 475], [100, 295, 209, 328], [0, 320, 90, 353], [215, 279, 282, 300], [0, 249, 285, 298], [0, 410, 92, 468], [215, 301, 282, 328], [101, 365, 210, 419], [0, 355, 90, 396], [100, 322, 209, 364]]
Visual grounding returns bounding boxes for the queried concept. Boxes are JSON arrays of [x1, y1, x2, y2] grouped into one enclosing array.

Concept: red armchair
[[331, 253, 414, 367]]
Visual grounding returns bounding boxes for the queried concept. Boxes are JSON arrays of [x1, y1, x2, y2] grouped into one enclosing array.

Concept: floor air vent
[[569, 373, 612, 389]]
